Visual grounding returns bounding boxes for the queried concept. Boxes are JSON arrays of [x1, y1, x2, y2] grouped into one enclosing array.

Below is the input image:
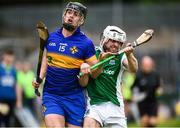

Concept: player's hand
[[80, 63, 91, 76], [99, 52, 117, 61], [124, 43, 134, 56], [32, 78, 41, 89]]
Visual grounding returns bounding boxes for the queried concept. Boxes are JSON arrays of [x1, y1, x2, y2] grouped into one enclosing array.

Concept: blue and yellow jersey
[[43, 28, 96, 95]]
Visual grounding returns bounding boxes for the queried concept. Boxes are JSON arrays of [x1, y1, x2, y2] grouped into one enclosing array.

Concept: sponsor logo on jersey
[[70, 46, 78, 54], [49, 42, 56, 46], [109, 60, 115, 65], [103, 69, 115, 75]]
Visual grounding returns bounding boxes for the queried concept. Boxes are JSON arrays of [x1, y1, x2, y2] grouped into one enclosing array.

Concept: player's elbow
[[78, 76, 89, 87], [91, 73, 100, 79], [79, 81, 88, 87], [129, 63, 138, 73], [130, 67, 138, 73]]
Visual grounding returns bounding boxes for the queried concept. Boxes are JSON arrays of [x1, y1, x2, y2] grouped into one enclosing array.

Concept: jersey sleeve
[[121, 53, 128, 70], [45, 36, 50, 49], [45, 31, 54, 49], [84, 40, 97, 63]]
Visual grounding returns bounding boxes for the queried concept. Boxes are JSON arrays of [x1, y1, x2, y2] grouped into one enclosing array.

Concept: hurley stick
[[35, 21, 49, 96]]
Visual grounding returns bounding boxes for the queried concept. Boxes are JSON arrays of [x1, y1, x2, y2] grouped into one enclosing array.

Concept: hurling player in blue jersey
[[32, 2, 99, 127]]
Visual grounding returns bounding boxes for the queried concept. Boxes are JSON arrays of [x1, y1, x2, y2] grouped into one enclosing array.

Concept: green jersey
[[87, 49, 126, 106]]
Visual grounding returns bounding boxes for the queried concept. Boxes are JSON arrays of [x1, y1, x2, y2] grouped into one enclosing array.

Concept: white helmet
[[100, 26, 126, 52]]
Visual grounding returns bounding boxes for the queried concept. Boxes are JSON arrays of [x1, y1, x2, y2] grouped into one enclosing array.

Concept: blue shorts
[[42, 91, 86, 126]]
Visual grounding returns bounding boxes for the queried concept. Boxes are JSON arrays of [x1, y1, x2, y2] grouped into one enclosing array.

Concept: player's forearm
[[79, 74, 89, 87], [91, 52, 112, 79], [91, 65, 103, 78], [126, 53, 138, 73], [40, 53, 47, 80]]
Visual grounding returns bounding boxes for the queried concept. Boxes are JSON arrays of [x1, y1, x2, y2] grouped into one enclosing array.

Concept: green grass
[[128, 118, 180, 127]]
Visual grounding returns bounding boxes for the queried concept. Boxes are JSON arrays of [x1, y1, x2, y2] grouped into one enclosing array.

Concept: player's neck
[[62, 28, 76, 38]]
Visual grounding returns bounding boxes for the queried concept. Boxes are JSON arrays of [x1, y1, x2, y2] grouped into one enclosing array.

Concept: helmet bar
[[100, 26, 127, 52], [104, 30, 126, 43], [65, 2, 87, 19]]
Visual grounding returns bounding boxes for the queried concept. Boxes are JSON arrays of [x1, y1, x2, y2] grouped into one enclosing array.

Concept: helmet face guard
[[100, 26, 126, 52], [62, 2, 87, 27]]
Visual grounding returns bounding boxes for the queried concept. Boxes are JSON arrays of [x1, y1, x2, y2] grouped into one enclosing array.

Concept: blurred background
[[0, 0, 180, 127]]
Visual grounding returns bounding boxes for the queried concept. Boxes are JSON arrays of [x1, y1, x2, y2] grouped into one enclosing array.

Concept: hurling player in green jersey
[[80, 26, 138, 128]]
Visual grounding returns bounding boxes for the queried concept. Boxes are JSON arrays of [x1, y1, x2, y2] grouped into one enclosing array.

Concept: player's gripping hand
[[32, 78, 41, 89], [99, 52, 117, 61], [79, 63, 91, 87], [124, 43, 134, 56], [80, 63, 91, 76]]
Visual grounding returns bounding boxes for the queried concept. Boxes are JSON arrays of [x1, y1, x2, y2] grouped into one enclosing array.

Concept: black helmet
[[65, 2, 87, 19]]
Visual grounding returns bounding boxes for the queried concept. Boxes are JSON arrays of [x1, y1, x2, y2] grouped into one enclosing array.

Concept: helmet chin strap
[[62, 15, 84, 32], [103, 45, 119, 53], [62, 22, 76, 32], [102, 39, 122, 53], [103, 45, 108, 52]]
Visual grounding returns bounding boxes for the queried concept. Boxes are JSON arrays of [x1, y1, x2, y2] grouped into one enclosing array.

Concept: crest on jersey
[[109, 60, 115, 65], [47, 56, 53, 63], [70, 46, 78, 54]]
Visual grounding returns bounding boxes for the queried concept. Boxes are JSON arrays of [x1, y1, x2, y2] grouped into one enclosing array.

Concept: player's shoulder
[[75, 28, 92, 42], [84, 36, 93, 45], [49, 29, 61, 36], [95, 46, 100, 51], [81, 36, 94, 49], [78, 31, 93, 44], [49, 31, 56, 36]]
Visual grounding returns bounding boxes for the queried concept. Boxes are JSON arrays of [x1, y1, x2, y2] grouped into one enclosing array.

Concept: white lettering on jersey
[[49, 42, 56, 46], [103, 69, 115, 75], [59, 43, 68, 52]]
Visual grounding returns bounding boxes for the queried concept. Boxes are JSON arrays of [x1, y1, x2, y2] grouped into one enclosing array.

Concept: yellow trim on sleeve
[[85, 55, 97, 63]]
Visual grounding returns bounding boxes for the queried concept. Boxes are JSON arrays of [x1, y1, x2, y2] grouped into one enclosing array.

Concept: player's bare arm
[[123, 44, 138, 73], [39, 50, 47, 80], [85, 53, 112, 79], [32, 49, 47, 89], [79, 63, 91, 87], [79, 58, 101, 87], [89, 57, 103, 79], [90, 52, 116, 78], [79, 56, 106, 87]]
